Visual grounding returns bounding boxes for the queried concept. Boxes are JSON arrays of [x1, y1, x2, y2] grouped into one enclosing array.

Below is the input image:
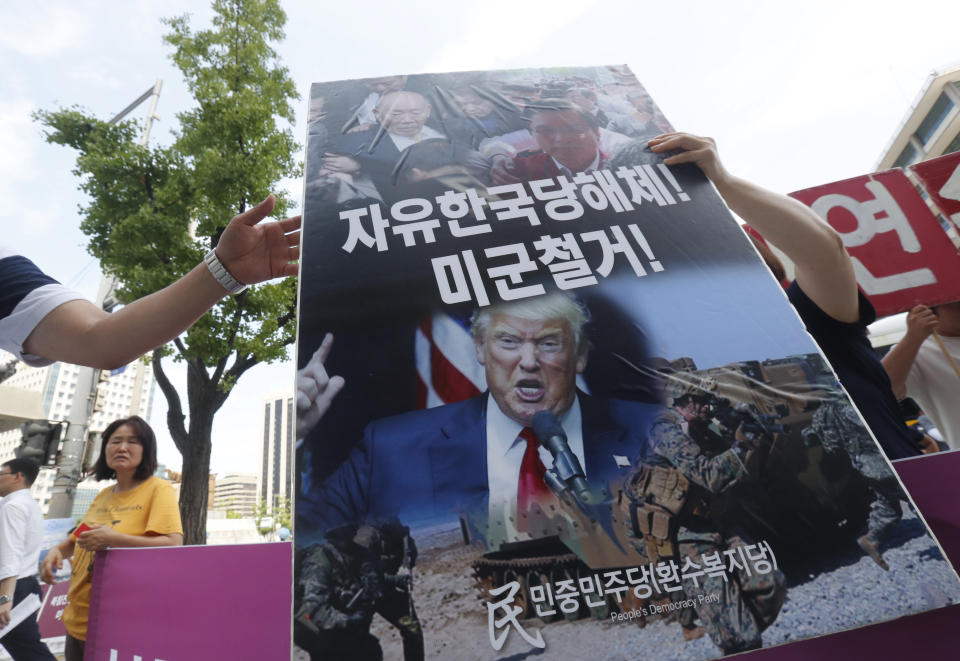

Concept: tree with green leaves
[[35, 0, 300, 545], [253, 495, 291, 537]]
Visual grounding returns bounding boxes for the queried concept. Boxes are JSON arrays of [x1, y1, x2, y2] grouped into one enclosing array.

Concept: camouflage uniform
[[295, 531, 385, 661], [803, 398, 903, 568], [646, 407, 787, 653], [376, 521, 425, 661], [295, 523, 424, 661]]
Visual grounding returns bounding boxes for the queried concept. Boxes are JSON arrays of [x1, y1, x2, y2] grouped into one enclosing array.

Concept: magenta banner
[[35, 581, 69, 640], [84, 542, 291, 660]]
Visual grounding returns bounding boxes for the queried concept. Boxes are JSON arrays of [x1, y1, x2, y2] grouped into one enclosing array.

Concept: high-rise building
[[0, 352, 156, 515], [877, 66, 960, 171], [257, 391, 294, 514], [213, 472, 258, 518]]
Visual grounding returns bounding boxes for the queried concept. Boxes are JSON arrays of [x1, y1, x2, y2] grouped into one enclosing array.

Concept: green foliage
[[34, 0, 300, 544], [35, 0, 300, 367], [253, 495, 291, 537]]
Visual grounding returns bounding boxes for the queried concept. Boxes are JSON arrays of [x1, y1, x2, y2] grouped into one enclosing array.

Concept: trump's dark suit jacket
[[297, 393, 661, 543]]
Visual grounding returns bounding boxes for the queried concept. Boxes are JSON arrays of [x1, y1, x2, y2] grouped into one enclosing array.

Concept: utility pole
[[46, 81, 163, 518]]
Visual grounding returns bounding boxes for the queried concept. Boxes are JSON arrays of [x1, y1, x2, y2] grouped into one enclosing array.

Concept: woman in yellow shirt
[[40, 416, 182, 661]]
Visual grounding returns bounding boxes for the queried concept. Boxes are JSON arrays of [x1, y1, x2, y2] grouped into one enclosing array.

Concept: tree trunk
[[179, 410, 214, 545], [152, 348, 229, 546]]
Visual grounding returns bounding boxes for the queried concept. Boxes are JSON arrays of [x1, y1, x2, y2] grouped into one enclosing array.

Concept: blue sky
[[2, 0, 959, 472]]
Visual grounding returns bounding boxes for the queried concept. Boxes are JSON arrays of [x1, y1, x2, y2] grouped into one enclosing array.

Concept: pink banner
[[790, 169, 960, 317], [84, 542, 291, 660], [35, 581, 69, 639]]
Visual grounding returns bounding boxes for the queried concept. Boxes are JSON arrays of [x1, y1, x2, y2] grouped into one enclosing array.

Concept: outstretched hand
[[648, 133, 731, 186], [216, 194, 302, 285], [296, 333, 346, 439]]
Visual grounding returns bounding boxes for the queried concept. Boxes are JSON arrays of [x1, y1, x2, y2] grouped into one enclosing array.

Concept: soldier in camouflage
[[375, 519, 424, 661], [294, 521, 424, 661], [633, 383, 786, 653], [802, 397, 903, 570], [294, 524, 385, 660]]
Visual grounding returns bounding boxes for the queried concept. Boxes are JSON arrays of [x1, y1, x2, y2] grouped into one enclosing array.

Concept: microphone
[[532, 410, 594, 505]]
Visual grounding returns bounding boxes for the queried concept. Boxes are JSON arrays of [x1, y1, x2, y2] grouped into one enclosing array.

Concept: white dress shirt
[[550, 152, 601, 178], [485, 394, 585, 534], [0, 489, 45, 580]]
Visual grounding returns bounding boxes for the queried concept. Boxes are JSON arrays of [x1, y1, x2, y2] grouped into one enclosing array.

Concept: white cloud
[[0, 5, 90, 57], [0, 99, 38, 197], [423, 0, 603, 73]]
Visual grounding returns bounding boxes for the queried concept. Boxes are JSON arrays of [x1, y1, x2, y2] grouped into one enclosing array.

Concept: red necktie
[[517, 427, 552, 513]]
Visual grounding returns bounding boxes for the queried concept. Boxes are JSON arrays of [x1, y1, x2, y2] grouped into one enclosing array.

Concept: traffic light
[[16, 420, 63, 466]]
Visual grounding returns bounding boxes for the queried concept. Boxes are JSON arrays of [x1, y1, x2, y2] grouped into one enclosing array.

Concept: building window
[[916, 92, 955, 145], [944, 131, 960, 156], [894, 143, 919, 168]]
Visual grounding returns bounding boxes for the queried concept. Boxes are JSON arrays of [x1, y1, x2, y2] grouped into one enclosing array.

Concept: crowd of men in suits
[[305, 69, 672, 206]]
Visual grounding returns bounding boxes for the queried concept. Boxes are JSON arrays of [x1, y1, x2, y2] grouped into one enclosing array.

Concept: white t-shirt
[[905, 334, 960, 449], [0, 247, 84, 366]]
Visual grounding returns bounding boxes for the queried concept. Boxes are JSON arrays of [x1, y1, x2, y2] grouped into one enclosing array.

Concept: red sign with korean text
[[790, 169, 960, 318], [910, 151, 960, 232]]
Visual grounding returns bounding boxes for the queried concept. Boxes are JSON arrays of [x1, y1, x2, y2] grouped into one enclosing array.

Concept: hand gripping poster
[[292, 66, 960, 660]]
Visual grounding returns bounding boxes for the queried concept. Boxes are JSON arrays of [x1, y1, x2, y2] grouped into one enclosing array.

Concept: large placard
[[294, 65, 960, 660]]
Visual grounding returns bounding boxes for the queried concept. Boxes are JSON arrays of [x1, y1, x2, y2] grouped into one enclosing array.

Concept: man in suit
[[444, 90, 527, 150], [499, 103, 606, 182], [296, 293, 661, 545], [320, 91, 449, 203]]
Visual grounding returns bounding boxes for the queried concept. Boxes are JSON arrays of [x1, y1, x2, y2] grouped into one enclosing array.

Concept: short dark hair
[[92, 416, 158, 481], [2, 458, 41, 486]]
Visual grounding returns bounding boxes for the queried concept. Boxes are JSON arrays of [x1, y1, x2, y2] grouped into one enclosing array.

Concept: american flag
[[415, 311, 486, 408], [414, 310, 590, 409]]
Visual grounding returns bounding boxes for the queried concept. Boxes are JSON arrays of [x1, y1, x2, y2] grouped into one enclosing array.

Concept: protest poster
[[790, 169, 960, 317], [293, 65, 960, 660]]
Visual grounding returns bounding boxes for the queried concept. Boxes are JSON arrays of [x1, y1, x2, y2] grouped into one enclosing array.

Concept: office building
[[213, 472, 258, 518], [257, 391, 294, 514]]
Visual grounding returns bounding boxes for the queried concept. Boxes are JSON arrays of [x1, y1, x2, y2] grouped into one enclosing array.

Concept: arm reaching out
[[22, 195, 301, 369], [882, 305, 939, 399], [649, 133, 859, 323]]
